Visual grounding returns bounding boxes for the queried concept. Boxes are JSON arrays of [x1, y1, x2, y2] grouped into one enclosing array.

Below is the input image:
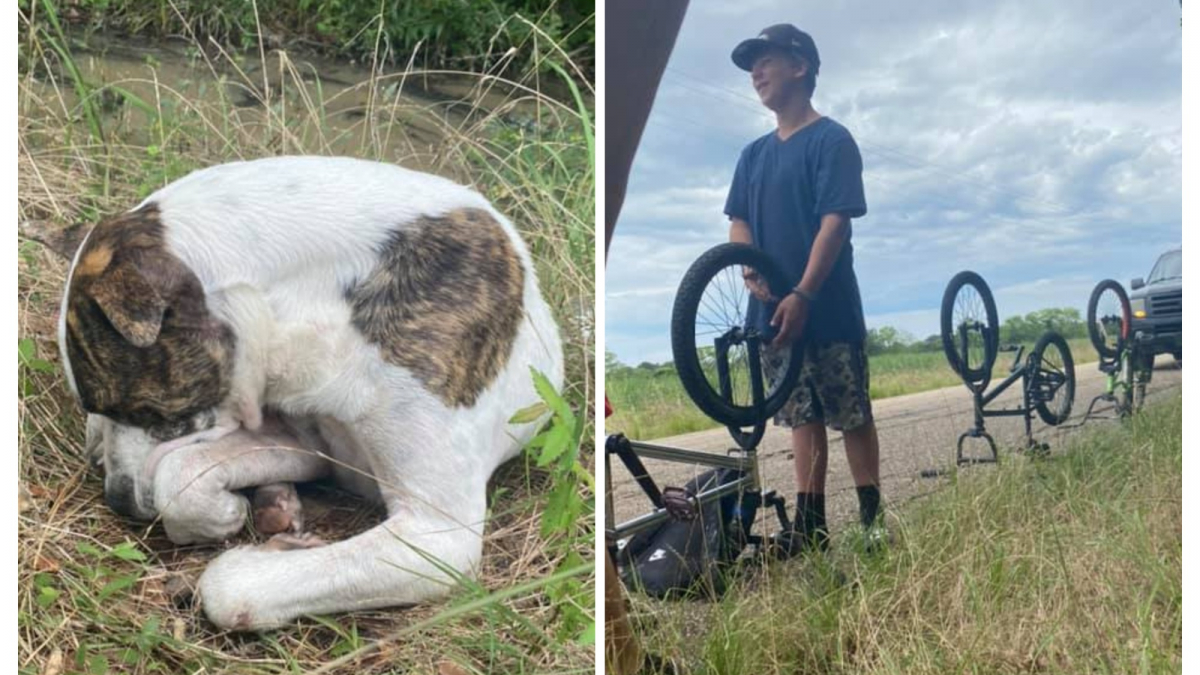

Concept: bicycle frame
[[954, 338, 1067, 464], [605, 331, 790, 563], [1083, 333, 1152, 421]]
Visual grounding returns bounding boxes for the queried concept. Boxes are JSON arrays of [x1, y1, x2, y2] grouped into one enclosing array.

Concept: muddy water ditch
[[20, 33, 575, 174]]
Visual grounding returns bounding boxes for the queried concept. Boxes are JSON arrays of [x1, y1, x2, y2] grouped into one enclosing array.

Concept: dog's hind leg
[[196, 484, 491, 631]]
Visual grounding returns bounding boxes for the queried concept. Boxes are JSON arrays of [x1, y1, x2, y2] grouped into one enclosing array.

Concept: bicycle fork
[[957, 383, 999, 466]]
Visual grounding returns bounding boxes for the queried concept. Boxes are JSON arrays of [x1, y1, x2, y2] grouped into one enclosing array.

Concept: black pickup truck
[[1129, 248, 1182, 363]]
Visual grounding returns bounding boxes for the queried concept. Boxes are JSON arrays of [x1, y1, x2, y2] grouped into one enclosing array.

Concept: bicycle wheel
[[940, 271, 999, 389], [671, 243, 802, 427], [1029, 331, 1075, 426], [1086, 279, 1130, 360]]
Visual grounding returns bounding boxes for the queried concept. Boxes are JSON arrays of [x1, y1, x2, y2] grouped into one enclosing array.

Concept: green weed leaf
[[18, 338, 34, 363], [75, 542, 104, 558], [535, 423, 572, 468], [530, 367, 572, 421], [509, 402, 549, 424], [98, 574, 138, 601], [36, 585, 59, 608], [575, 619, 596, 646], [541, 480, 579, 537], [87, 654, 109, 675], [110, 541, 147, 562], [18, 338, 55, 374]]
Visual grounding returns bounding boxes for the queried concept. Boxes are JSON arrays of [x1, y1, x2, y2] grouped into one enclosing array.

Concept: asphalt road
[[607, 355, 1182, 536]]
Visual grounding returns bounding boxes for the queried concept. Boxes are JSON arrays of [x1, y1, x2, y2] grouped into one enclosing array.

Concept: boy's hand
[[770, 292, 810, 347]]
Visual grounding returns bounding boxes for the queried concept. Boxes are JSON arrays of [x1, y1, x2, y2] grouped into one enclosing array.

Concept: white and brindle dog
[[39, 156, 563, 630]]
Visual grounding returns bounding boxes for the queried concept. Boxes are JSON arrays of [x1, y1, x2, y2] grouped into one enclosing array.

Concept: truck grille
[[1151, 321, 1182, 337], [1151, 291, 1181, 317]]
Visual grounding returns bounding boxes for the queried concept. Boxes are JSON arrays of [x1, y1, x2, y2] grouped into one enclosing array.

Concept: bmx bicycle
[[940, 271, 1076, 464], [1081, 279, 1153, 420], [606, 243, 803, 578]]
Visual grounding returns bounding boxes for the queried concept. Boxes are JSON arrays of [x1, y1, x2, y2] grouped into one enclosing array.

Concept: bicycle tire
[[670, 243, 802, 427], [1086, 279, 1130, 360], [1029, 331, 1076, 426], [940, 271, 999, 389]]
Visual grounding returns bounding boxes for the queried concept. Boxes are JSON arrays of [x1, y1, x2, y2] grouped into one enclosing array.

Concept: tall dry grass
[[623, 395, 1181, 674], [18, 5, 595, 674]]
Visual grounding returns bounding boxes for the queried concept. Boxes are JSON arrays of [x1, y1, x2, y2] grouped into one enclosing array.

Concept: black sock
[[856, 484, 881, 528], [794, 492, 827, 537]]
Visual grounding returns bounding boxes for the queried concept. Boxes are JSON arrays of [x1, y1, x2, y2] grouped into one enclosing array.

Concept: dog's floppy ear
[[19, 220, 93, 260], [89, 263, 169, 348]]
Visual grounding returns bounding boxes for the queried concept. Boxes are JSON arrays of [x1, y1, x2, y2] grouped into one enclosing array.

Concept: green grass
[[26, 0, 595, 75], [18, 4, 593, 674], [870, 337, 1095, 398], [606, 338, 1097, 440], [627, 395, 1182, 674]]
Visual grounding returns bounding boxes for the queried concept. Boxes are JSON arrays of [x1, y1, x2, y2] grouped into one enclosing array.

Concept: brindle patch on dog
[[347, 208, 525, 407], [63, 204, 235, 439]]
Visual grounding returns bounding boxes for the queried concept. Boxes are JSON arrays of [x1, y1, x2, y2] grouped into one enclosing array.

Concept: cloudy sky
[[605, 0, 1182, 366]]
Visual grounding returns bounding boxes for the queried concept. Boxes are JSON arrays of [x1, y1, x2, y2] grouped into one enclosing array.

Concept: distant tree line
[[867, 307, 1087, 355], [608, 307, 1088, 371]]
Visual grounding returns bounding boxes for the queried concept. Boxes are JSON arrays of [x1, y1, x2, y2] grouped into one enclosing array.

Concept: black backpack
[[619, 467, 758, 599]]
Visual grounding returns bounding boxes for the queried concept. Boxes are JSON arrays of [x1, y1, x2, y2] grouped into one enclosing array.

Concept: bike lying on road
[[940, 271, 1076, 463], [1081, 279, 1153, 420]]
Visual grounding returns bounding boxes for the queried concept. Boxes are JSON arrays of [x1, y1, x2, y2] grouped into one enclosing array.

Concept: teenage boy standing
[[724, 24, 884, 553]]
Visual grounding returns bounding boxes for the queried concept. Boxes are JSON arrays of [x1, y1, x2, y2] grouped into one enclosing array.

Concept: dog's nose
[[104, 475, 145, 520]]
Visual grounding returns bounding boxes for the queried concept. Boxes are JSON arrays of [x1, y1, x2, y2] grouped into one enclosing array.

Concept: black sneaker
[[769, 524, 829, 559], [852, 522, 892, 557]]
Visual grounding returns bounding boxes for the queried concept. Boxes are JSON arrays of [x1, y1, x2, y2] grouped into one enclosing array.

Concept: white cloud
[[606, 0, 1181, 365]]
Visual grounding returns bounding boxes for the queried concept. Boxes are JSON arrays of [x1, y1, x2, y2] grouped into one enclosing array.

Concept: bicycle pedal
[[660, 486, 698, 521]]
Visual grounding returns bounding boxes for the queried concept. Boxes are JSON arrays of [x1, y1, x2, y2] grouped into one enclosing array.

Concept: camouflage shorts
[[762, 341, 873, 431]]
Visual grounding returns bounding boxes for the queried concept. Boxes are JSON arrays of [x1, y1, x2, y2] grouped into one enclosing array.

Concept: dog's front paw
[[158, 487, 248, 545]]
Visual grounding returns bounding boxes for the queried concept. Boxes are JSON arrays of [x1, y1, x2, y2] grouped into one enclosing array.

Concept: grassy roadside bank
[[606, 337, 1098, 440], [18, 5, 595, 673], [22, 0, 594, 77], [627, 394, 1182, 674]]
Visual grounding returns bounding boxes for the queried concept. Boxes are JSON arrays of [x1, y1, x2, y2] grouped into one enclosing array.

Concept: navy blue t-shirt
[[724, 117, 868, 344]]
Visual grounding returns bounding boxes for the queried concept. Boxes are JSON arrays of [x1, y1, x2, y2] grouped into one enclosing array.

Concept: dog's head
[[26, 205, 236, 519]]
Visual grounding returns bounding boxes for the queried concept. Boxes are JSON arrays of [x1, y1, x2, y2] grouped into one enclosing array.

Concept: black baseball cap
[[731, 24, 821, 73]]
